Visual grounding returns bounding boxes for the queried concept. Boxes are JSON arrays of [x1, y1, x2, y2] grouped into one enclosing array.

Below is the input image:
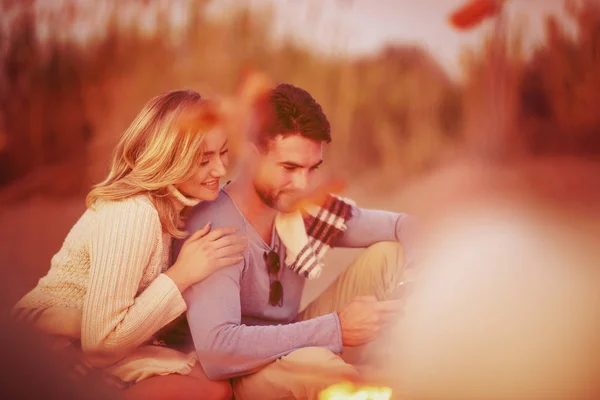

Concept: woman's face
[[177, 128, 229, 201]]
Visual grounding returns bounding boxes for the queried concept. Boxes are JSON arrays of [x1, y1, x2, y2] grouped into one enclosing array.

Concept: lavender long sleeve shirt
[[174, 190, 415, 380]]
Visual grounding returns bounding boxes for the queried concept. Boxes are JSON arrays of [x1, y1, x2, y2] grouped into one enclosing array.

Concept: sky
[[22, 0, 580, 81]]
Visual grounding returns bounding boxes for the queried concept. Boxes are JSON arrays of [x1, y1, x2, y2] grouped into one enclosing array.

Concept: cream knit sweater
[[14, 195, 197, 383]]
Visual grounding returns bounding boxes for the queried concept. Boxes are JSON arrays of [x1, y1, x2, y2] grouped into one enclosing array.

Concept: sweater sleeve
[[81, 199, 187, 367]]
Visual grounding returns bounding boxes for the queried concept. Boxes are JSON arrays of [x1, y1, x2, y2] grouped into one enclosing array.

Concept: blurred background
[[1, 0, 599, 305], [1, 1, 600, 397]]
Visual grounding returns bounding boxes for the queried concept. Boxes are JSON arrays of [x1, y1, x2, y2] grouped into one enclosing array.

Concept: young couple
[[13, 82, 417, 399]]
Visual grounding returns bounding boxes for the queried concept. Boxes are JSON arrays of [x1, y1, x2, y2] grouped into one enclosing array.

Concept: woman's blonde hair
[[86, 89, 220, 238]]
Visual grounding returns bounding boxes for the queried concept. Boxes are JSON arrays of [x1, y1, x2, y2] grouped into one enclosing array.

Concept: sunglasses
[[263, 250, 283, 307]]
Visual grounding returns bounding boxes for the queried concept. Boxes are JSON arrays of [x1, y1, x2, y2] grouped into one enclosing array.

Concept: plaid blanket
[[275, 194, 354, 279]]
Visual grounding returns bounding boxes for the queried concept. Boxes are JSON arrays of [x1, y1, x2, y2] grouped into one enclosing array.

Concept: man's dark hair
[[252, 83, 331, 147]]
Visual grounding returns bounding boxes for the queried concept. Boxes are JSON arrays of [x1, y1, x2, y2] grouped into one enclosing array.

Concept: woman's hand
[[166, 223, 246, 293]]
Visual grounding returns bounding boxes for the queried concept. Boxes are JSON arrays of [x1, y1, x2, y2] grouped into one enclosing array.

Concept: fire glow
[[319, 381, 392, 400]]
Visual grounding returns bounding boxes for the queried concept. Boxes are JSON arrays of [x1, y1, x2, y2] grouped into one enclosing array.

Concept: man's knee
[[362, 241, 404, 278], [364, 241, 403, 265], [352, 241, 404, 301]]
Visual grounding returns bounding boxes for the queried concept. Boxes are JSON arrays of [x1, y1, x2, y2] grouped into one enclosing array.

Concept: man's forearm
[[190, 311, 343, 380]]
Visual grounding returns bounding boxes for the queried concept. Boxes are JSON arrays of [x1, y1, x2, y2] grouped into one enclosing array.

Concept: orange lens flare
[[319, 381, 392, 400], [449, 0, 503, 30]]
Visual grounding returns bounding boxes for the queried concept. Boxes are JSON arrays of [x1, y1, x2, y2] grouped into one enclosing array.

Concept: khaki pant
[[233, 241, 404, 400]]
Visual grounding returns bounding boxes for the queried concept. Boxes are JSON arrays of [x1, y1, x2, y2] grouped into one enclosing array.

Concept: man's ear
[[242, 142, 262, 169], [249, 142, 261, 156]]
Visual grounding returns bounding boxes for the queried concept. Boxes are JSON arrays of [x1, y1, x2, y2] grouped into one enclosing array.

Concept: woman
[[12, 89, 244, 399]]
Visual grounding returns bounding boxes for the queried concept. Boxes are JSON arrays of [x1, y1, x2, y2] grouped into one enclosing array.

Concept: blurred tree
[[346, 46, 461, 176], [518, 1, 600, 156], [0, 0, 461, 193], [0, 8, 44, 185]]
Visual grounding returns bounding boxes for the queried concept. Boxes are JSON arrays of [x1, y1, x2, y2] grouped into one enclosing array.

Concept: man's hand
[[337, 296, 402, 347]]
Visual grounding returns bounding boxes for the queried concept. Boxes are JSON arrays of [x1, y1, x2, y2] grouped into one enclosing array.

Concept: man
[[174, 83, 417, 399]]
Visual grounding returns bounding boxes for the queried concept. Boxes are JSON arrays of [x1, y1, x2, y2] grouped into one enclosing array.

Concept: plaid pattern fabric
[[12, 307, 133, 391], [280, 194, 354, 279]]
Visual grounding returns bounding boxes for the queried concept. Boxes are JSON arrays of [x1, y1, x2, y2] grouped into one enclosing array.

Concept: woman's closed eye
[[200, 149, 228, 166]]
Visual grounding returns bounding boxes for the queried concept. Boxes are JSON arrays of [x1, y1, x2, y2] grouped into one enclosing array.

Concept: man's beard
[[254, 184, 295, 212], [255, 184, 280, 210]]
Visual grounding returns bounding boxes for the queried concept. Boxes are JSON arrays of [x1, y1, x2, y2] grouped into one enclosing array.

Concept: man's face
[[253, 134, 323, 213]]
